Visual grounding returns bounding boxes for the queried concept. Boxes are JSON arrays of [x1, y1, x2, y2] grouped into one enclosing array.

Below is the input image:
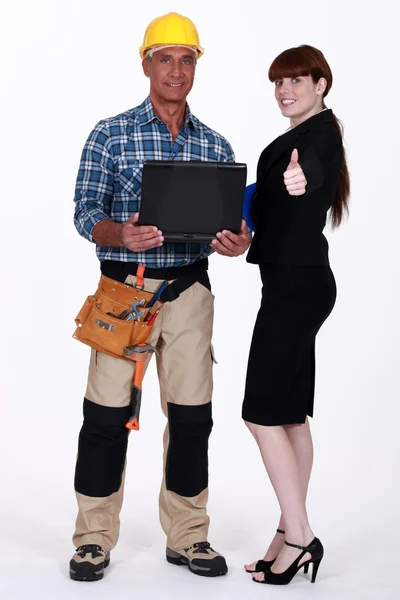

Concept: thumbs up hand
[[288, 148, 299, 169], [283, 149, 307, 196]]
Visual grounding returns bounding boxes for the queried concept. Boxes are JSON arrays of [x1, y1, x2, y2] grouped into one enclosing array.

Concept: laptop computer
[[138, 160, 247, 243]]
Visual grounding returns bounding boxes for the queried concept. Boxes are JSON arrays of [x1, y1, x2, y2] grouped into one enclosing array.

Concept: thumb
[[288, 148, 299, 169], [240, 219, 249, 234], [126, 212, 139, 225]]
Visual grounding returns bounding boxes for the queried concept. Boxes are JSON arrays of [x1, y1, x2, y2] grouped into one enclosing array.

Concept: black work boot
[[166, 541, 228, 577], [69, 544, 110, 581]]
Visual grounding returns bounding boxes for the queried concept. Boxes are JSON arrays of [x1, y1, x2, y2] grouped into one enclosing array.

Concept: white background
[[2, 0, 399, 598]]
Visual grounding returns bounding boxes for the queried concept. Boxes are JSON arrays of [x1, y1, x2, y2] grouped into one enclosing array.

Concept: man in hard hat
[[70, 12, 251, 582]]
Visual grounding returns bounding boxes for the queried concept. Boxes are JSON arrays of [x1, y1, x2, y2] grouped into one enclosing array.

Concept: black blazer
[[247, 109, 343, 265]]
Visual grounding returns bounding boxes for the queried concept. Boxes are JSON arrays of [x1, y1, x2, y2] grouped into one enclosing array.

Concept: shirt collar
[[137, 95, 197, 130]]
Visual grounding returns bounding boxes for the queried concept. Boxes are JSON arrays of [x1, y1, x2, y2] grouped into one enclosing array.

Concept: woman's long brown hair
[[269, 45, 350, 227]]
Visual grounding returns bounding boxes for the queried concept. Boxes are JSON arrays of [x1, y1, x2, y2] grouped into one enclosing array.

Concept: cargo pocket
[[210, 344, 218, 364]]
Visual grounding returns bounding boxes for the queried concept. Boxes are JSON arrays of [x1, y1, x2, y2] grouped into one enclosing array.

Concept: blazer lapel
[[265, 128, 300, 175], [264, 109, 334, 175]]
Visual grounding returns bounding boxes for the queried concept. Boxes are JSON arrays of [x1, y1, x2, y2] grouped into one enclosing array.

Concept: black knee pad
[[74, 398, 130, 497], [166, 402, 213, 497]]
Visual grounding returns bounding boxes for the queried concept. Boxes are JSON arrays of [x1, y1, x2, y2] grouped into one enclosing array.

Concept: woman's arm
[[284, 129, 343, 198]]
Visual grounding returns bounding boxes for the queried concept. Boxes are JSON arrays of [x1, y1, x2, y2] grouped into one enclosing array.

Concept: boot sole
[[166, 548, 228, 577], [69, 556, 110, 582]]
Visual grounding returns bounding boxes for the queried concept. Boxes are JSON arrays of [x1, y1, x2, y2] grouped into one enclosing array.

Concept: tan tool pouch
[[73, 275, 156, 360]]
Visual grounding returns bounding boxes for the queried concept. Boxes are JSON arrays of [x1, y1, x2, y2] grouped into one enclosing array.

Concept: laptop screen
[[138, 160, 247, 243]]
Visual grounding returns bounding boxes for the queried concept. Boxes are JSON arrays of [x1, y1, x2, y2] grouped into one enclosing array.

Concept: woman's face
[[274, 74, 326, 124]]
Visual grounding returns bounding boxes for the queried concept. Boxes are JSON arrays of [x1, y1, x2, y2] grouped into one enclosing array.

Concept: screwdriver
[[147, 280, 169, 308], [147, 309, 160, 327]]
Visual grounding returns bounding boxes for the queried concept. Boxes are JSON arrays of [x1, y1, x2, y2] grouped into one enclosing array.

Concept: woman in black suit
[[242, 45, 350, 585]]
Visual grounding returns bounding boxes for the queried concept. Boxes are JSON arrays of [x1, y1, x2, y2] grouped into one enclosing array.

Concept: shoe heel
[[166, 548, 187, 566], [303, 563, 309, 574], [311, 558, 322, 583], [166, 554, 185, 566]]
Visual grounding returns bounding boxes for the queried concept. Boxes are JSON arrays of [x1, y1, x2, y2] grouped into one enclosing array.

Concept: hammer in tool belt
[[123, 343, 158, 430]]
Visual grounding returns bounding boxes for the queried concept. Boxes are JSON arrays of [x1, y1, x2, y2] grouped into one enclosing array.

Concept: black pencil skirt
[[242, 264, 336, 426]]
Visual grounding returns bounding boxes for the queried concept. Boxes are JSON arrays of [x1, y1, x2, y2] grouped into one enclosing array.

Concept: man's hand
[[121, 213, 164, 251], [283, 149, 307, 196], [210, 219, 251, 257]]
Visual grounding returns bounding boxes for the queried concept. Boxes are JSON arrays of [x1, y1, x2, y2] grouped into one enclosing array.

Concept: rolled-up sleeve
[[73, 121, 114, 242]]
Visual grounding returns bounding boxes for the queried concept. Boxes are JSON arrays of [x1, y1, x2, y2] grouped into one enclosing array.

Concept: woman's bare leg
[[244, 420, 314, 579]]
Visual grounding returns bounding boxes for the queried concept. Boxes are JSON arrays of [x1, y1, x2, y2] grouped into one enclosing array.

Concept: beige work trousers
[[73, 274, 216, 552]]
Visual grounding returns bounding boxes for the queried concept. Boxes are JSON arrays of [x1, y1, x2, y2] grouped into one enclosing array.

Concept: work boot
[[69, 544, 110, 581], [166, 541, 228, 577]]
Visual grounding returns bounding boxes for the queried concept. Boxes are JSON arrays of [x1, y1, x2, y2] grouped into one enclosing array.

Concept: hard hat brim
[[139, 44, 204, 60]]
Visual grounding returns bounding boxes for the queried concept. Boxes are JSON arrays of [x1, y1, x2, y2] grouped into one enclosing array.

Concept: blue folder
[[242, 182, 256, 231]]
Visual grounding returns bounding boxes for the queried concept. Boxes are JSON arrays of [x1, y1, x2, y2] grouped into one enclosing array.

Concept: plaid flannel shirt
[[74, 96, 235, 267]]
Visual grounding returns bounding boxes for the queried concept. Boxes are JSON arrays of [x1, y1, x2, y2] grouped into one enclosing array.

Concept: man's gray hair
[[144, 45, 198, 63]]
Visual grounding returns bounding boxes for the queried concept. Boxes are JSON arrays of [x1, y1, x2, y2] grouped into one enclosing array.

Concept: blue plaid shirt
[[74, 96, 235, 267]]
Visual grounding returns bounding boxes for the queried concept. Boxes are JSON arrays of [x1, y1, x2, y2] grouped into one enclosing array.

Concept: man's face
[[142, 46, 196, 104]]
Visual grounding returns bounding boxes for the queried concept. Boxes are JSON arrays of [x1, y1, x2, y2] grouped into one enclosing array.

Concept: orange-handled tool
[[147, 309, 160, 327], [123, 343, 158, 430]]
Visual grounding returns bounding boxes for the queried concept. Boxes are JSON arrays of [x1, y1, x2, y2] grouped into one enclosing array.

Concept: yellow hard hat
[[139, 12, 204, 60]]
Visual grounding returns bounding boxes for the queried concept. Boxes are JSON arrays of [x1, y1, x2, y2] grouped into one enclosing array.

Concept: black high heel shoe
[[245, 529, 285, 573], [253, 537, 324, 585]]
